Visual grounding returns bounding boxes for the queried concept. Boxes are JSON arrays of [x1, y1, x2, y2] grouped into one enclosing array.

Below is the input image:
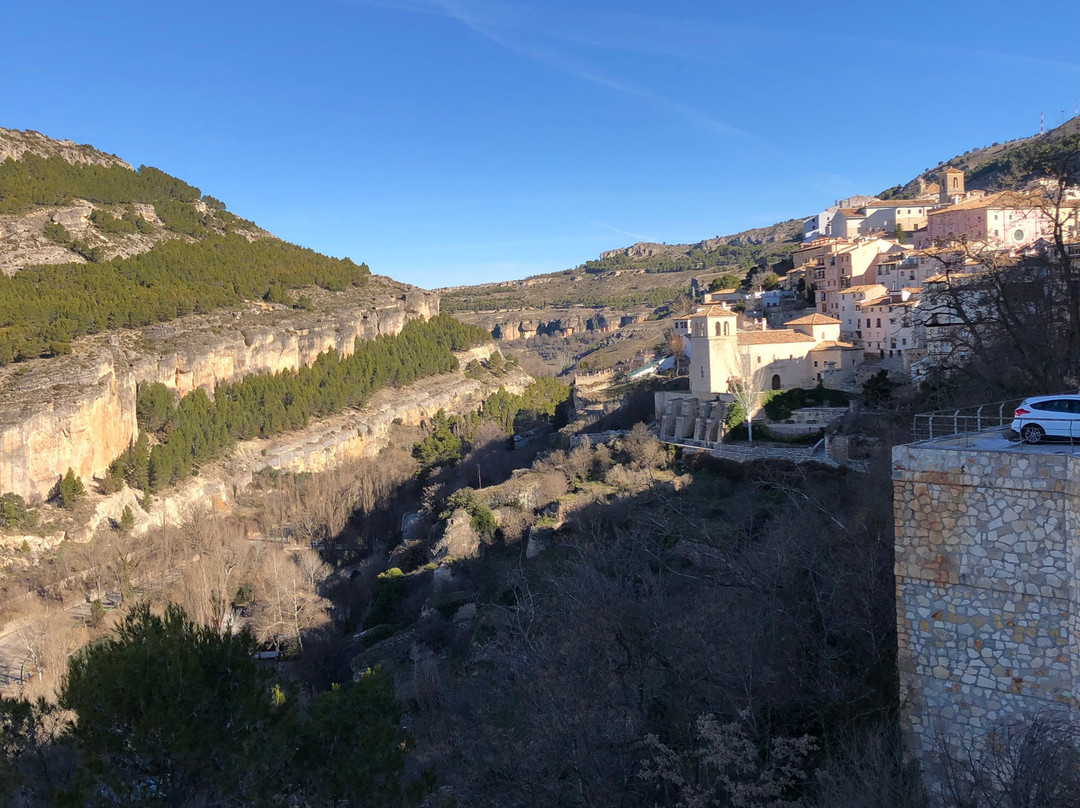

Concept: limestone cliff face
[[125, 284, 438, 397], [0, 352, 137, 503], [0, 352, 522, 549], [0, 279, 439, 503], [456, 307, 619, 342], [62, 355, 525, 544], [238, 354, 527, 477]]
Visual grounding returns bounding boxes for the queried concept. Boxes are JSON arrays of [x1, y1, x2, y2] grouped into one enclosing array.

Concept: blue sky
[[3, 0, 1079, 288]]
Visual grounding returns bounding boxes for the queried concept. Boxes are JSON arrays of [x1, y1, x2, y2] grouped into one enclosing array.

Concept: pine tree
[[59, 468, 86, 508], [118, 505, 135, 535]]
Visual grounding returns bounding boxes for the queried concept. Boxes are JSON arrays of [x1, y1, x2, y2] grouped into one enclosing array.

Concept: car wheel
[[1021, 424, 1045, 444]]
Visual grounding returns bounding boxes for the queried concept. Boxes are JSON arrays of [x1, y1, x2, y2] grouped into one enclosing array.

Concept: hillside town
[[674, 166, 1080, 402]]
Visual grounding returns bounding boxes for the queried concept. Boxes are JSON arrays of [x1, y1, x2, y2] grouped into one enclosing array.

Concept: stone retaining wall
[[893, 442, 1080, 774]]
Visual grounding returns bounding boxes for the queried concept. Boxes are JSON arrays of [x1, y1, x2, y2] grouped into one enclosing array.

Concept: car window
[[1032, 400, 1076, 412]]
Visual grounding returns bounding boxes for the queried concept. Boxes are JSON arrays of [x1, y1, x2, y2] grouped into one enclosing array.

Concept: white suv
[[1012, 395, 1080, 444]]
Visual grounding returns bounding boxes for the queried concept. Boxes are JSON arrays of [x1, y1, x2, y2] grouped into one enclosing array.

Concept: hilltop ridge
[[0, 127, 130, 170], [881, 114, 1080, 198], [0, 127, 275, 275]]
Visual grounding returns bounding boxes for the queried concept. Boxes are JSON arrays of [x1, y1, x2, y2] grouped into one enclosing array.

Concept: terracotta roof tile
[[862, 200, 932, 208], [838, 284, 887, 296], [785, 313, 840, 325], [737, 331, 817, 345], [693, 305, 737, 317], [930, 190, 1044, 213]]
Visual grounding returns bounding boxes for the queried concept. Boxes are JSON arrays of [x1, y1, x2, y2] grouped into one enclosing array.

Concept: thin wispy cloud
[[592, 221, 650, 243], [343, 0, 771, 145]]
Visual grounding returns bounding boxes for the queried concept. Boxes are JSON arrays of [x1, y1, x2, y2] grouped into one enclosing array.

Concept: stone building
[[687, 306, 862, 399], [894, 435, 1080, 781]]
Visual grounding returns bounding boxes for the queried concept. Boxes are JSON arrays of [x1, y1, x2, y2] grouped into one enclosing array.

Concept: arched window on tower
[[723, 321, 730, 336]]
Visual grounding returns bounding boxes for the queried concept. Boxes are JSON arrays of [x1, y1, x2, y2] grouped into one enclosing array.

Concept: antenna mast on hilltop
[[1040, 111, 1044, 134]]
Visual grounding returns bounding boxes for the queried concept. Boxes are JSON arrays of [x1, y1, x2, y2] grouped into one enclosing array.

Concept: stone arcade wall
[[893, 442, 1080, 771], [655, 392, 727, 446]]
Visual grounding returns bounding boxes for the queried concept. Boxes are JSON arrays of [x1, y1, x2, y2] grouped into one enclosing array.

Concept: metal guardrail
[[911, 398, 1023, 441]]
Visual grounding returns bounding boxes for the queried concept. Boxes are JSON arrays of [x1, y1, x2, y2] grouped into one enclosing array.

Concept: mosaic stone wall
[[893, 443, 1080, 764]]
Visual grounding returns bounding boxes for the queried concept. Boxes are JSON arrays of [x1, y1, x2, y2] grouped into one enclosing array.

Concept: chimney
[[761, 318, 767, 332]]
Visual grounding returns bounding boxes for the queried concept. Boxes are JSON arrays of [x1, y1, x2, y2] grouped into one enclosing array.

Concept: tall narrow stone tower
[[688, 306, 739, 399], [940, 166, 965, 204]]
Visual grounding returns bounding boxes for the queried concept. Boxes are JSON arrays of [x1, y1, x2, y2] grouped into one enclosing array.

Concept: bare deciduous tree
[[935, 709, 1080, 808], [251, 548, 331, 652], [917, 134, 1080, 397], [730, 347, 771, 444], [639, 712, 816, 808]]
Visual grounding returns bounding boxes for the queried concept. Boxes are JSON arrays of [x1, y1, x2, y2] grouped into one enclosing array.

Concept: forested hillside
[[0, 130, 383, 363], [0, 234, 370, 363]]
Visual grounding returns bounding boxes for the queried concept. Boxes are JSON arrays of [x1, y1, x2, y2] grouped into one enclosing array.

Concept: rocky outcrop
[[0, 128, 130, 169], [432, 510, 481, 560], [461, 306, 622, 342], [597, 220, 804, 263], [0, 128, 274, 275], [124, 283, 437, 397], [0, 201, 189, 276], [0, 279, 439, 502]]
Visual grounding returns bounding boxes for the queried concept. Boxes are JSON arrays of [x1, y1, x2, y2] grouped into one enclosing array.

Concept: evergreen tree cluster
[[412, 410, 465, 473], [964, 134, 1080, 189], [89, 207, 141, 234], [107, 315, 489, 493], [0, 234, 371, 363], [480, 377, 571, 434], [0, 492, 37, 530], [0, 155, 202, 214], [0, 603, 427, 806], [413, 375, 571, 471]]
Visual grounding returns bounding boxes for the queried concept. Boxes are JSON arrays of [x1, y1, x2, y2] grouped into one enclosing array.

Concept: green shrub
[[0, 493, 38, 530], [361, 624, 398, 646], [234, 582, 255, 606], [90, 208, 138, 234], [441, 488, 497, 541], [758, 387, 851, 423], [727, 422, 823, 444], [89, 598, 106, 628], [118, 505, 135, 535], [364, 571, 409, 630], [42, 222, 71, 243]]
